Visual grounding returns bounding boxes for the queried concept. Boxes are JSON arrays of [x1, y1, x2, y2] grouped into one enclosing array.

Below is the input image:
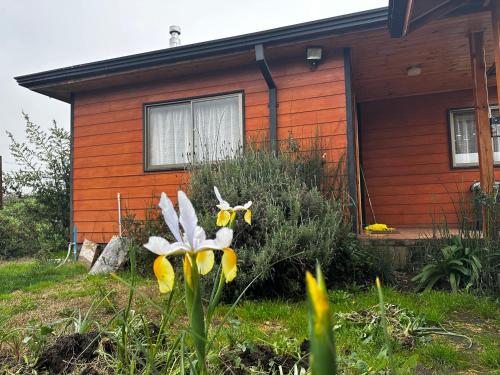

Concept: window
[[145, 93, 243, 170], [449, 106, 500, 168]]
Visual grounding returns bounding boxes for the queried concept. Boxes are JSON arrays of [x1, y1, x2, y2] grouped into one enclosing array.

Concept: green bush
[[0, 197, 67, 259], [1, 113, 70, 259], [187, 143, 374, 299], [121, 204, 170, 275], [412, 236, 482, 292], [411, 188, 500, 295]]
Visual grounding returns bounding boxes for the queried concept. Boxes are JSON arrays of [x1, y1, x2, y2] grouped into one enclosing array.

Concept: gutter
[[255, 44, 277, 152], [15, 7, 388, 92]]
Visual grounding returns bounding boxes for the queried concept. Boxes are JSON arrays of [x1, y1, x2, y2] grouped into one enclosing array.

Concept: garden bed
[[0, 260, 499, 374]]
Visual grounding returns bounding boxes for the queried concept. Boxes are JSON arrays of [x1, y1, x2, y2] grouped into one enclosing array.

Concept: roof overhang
[[15, 7, 388, 102], [388, 0, 488, 38]]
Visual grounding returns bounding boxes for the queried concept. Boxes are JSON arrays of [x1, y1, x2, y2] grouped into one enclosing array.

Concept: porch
[[347, 1, 500, 235], [358, 227, 462, 240]]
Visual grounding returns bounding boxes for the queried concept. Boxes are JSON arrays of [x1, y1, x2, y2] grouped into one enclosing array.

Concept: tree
[[4, 112, 70, 238]]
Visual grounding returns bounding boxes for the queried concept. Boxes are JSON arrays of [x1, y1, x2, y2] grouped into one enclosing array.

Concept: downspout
[[255, 44, 277, 152], [69, 93, 75, 244], [343, 48, 359, 234]]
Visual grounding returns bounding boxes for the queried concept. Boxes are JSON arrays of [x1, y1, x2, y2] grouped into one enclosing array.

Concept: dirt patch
[[219, 343, 308, 374], [36, 332, 102, 374], [0, 350, 18, 371], [80, 364, 112, 375], [3, 278, 160, 330]]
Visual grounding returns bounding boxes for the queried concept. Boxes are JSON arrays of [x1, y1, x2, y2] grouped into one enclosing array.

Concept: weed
[[480, 339, 500, 369], [418, 342, 465, 370]]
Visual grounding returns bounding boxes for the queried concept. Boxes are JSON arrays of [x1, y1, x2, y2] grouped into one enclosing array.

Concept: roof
[[15, 7, 388, 101]]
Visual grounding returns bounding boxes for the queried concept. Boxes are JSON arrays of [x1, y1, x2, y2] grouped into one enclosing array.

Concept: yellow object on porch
[[364, 223, 396, 233]]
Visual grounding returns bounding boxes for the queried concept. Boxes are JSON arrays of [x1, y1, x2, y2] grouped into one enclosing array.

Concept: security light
[[306, 47, 323, 70]]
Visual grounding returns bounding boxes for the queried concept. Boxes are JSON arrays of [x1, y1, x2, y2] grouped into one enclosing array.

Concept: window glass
[[193, 96, 242, 162], [147, 103, 191, 168], [450, 107, 499, 167], [146, 94, 242, 170]]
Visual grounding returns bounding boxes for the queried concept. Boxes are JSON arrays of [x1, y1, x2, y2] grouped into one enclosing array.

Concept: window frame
[[143, 91, 244, 172], [448, 105, 499, 169]]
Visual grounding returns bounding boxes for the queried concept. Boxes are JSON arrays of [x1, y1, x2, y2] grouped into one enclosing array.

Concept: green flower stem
[[206, 213, 234, 327], [206, 269, 226, 334], [376, 279, 396, 375], [186, 254, 208, 375]]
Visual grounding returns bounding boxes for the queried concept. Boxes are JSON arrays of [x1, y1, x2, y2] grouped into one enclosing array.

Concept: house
[[16, 0, 500, 244]]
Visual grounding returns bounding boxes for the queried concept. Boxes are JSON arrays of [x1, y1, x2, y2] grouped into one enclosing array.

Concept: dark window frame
[[143, 91, 245, 172], [448, 105, 500, 169]]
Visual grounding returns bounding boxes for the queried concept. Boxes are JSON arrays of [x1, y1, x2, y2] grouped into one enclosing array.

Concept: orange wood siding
[[360, 89, 500, 228], [73, 52, 347, 243]]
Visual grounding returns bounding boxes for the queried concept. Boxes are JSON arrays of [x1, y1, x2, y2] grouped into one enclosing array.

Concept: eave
[[15, 7, 388, 102], [388, 0, 488, 38]]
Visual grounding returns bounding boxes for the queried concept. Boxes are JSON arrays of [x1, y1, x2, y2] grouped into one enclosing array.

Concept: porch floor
[[358, 227, 461, 240]]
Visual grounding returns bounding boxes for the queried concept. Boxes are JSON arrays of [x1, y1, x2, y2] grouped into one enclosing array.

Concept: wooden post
[[469, 31, 493, 235]]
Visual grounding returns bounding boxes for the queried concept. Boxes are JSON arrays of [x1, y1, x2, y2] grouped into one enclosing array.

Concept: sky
[[0, 0, 386, 171]]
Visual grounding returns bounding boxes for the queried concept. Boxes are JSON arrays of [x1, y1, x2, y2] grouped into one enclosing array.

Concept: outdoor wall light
[[306, 47, 323, 70], [407, 64, 422, 76]]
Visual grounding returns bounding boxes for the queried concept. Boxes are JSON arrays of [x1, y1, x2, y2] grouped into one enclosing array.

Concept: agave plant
[[412, 236, 482, 292]]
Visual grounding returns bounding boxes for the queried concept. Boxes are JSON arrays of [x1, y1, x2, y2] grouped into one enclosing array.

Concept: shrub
[[412, 187, 500, 295], [0, 197, 67, 259], [412, 236, 482, 292], [121, 203, 170, 275], [187, 143, 374, 299], [1, 113, 70, 258]]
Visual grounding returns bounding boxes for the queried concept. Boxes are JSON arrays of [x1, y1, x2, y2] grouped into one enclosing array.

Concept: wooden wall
[[73, 51, 347, 243], [360, 89, 500, 228]]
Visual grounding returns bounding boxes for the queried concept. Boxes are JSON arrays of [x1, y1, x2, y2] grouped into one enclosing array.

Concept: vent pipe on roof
[[169, 26, 181, 47]]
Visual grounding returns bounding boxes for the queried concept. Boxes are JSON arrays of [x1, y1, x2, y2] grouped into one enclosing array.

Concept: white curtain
[[453, 111, 477, 165], [493, 109, 500, 156], [193, 96, 242, 162], [453, 109, 500, 166], [148, 103, 191, 167]]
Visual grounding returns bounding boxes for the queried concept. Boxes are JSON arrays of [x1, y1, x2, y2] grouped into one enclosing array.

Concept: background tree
[[3, 113, 70, 250]]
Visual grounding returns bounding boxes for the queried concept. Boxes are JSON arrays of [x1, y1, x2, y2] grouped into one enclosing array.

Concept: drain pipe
[[255, 44, 277, 152]]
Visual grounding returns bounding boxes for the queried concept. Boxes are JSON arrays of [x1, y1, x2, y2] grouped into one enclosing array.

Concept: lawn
[[0, 259, 499, 374]]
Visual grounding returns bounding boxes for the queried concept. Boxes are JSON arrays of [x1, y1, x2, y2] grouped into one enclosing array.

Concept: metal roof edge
[[15, 7, 388, 90]]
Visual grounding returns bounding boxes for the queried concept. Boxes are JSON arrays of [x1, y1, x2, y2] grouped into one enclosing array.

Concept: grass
[[0, 260, 87, 295], [215, 289, 500, 373], [0, 258, 499, 374], [418, 341, 465, 370], [481, 343, 500, 368]]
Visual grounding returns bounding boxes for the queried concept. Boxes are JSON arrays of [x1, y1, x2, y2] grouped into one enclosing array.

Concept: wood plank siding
[[360, 88, 499, 228], [73, 51, 347, 243]]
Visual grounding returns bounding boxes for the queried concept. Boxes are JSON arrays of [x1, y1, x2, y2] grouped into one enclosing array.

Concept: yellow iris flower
[[305, 270, 329, 334], [306, 264, 337, 374], [214, 186, 252, 226], [144, 191, 237, 293]]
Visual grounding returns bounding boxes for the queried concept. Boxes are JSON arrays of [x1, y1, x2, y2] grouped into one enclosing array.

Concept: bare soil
[[36, 332, 102, 374]]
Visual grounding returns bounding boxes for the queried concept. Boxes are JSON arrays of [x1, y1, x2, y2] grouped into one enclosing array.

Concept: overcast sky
[[0, 0, 386, 171]]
